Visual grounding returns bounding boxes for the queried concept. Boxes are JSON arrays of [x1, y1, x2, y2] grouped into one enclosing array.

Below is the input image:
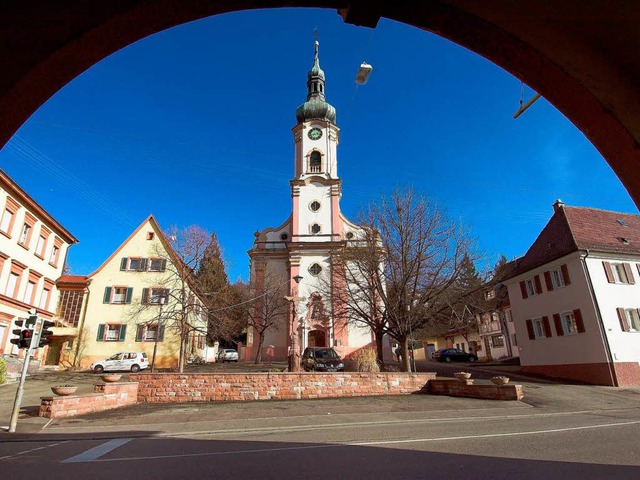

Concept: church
[[244, 41, 380, 364]]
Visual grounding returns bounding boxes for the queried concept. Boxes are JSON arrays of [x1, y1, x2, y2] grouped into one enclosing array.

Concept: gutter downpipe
[[581, 250, 618, 386]]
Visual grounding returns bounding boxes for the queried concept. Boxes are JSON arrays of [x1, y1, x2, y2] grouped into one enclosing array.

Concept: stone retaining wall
[[426, 379, 523, 400], [131, 372, 437, 403], [39, 382, 138, 418]]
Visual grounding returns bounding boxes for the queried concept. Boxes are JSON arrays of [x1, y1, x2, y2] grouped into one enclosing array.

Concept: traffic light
[[21, 329, 34, 349], [9, 319, 25, 348], [39, 320, 55, 348]]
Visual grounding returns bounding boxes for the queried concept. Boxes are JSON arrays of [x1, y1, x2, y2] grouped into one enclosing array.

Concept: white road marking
[[0, 441, 70, 461], [86, 419, 640, 463], [61, 438, 133, 464]]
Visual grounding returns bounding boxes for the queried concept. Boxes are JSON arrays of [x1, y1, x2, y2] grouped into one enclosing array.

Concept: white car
[[91, 352, 149, 373], [218, 349, 239, 363]]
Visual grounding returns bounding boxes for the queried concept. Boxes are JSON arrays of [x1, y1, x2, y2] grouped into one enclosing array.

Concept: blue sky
[[0, 8, 637, 281]]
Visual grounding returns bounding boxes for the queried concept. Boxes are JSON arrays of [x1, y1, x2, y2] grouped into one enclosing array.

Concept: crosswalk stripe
[[61, 438, 133, 463]]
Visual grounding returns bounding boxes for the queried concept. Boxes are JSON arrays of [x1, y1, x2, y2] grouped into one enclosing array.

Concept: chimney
[[553, 199, 564, 212]]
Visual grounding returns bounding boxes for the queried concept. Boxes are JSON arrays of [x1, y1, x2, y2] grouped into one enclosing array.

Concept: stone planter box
[[100, 374, 122, 383], [454, 372, 472, 380], [491, 376, 510, 385], [51, 385, 78, 396]]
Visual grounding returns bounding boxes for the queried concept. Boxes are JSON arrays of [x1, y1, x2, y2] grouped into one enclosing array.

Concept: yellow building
[[56, 216, 208, 370]]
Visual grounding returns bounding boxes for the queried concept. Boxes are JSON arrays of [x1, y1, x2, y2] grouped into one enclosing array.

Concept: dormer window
[[309, 151, 322, 173]]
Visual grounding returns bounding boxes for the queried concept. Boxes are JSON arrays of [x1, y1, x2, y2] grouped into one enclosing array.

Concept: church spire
[[295, 40, 336, 124]]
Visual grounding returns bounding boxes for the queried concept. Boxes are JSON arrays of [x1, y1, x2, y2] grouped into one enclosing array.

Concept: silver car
[[91, 352, 149, 373], [218, 349, 239, 363]]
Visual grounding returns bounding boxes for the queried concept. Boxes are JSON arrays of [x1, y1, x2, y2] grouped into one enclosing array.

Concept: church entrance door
[[308, 330, 327, 348]]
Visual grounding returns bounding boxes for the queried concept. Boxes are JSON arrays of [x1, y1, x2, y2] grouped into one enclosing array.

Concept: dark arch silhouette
[[2, 2, 639, 206]]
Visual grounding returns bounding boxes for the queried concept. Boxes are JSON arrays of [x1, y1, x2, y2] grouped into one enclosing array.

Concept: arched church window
[[309, 151, 322, 173], [310, 223, 321, 235], [309, 201, 321, 212], [309, 263, 322, 276]]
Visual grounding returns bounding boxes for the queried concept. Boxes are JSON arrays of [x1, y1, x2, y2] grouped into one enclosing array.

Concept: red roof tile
[[506, 203, 640, 279]]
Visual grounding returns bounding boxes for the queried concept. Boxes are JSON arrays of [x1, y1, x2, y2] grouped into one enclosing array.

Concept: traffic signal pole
[[8, 317, 42, 433]]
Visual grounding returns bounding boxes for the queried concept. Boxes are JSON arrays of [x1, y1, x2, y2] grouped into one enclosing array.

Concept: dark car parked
[[433, 348, 478, 363], [301, 347, 345, 372]]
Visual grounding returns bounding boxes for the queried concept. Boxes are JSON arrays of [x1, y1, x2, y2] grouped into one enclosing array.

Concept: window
[[121, 257, 147, 271], [23, 281, 36, 304], [19, 223, 31, 245], [103, 286, 133, 305], [0, 208, 13, 233], [39, 287, 51, 309], [144, 323, 158, 341], [533, 319, 546, 338], [617, 308, 640, 332], [345, 232, 354, 240], [520, 276, 542, 299], [309, 151, 322, 173], [310, 223, 321, 235], [49, 238, 62, 267], [146, 232, 155, 240], [95, 324, 126, 342], [135, 323, 164, 342], [35, 235, 46, 257], [147, 287, 168, 305], [309, 263, 322, 276], [5, 272, 20, 297], [280, 233, 288, 241], [484, 290, 496, 300], [526, 279, 537, 297], [148, 258, 165, 272], [560, 312, 578, 335], [603, 261, 634, 284], [491, 335, 504, 348], [550, 268, 565, 289], [309, 201, 321, 212], [526, 317, 551, 340]]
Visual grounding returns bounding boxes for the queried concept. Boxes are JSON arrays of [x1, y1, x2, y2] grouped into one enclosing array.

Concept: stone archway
[[308, 329, 327, 348], [2, 2, 640, 205]]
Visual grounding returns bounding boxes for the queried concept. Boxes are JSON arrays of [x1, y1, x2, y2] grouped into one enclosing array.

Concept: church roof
[[295, 40, 336, 124]]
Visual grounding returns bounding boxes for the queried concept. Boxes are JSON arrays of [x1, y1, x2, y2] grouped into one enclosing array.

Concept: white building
[[475, 286, 518, 361], [245, 41, 376, 362], [0, 169, 77, 359], [504, 200, 640, 386]]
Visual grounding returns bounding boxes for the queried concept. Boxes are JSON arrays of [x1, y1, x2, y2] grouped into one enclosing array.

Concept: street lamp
[[286, 274, 304, 372]]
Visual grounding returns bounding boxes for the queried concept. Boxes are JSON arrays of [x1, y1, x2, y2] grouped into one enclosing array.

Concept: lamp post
[[285, 274, 303, 372], [151, 295, 165, 373]]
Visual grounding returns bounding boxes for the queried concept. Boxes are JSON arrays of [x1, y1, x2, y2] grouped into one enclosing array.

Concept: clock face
[[308, 128, 323, 140]]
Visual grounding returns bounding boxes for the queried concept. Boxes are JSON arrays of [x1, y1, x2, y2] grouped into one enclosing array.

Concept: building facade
[[475, 286, 518, 361], [504, 201, 640, 386], [0, 169, 77, 358], [55, 216, 209, 370], [244, 42, 377, 363]]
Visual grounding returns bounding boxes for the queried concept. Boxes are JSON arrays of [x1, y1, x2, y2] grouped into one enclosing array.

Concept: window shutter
[[96, 324, 105, 341], [573, 309, 585, 333], [561, 264, 571, 285], [135, 325, 144, 342], [534, 275, 543, 294], [140, 258, 148, 271], [603, 262, 615, 283], [163, 289, 170, 302], [119, 324, 127, 341], [542, 316, 552, 337], [158, 325, 165, 342], [623, 263, 635, 284], [141, 288, 149, 305], [120, 257, 127, 271], [125, 287, 133, 304], [520, 281, 528, 299], [160, 259, 167, 271], [103, 287, 112, 304], [544, 272, 553, 291], [553, 314, 564, 336], [526, 319, 535, 340], [617, 308, 630, 332]]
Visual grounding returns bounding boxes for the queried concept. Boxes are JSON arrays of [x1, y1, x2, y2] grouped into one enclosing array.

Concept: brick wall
[[426, 379, 523, 401], [39, 382, 138, 418], [131, 372, 436, 403]]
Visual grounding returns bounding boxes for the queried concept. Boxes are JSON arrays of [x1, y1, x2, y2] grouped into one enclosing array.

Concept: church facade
[[244, 42, 378, 363]]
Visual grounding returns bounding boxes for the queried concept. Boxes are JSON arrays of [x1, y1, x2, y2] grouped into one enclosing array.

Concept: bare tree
[[247, 265, 290, 364], [332, 188, 479, 371]]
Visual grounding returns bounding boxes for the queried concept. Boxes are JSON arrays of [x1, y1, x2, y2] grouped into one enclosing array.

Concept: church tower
[[245, 41, 371, 365]]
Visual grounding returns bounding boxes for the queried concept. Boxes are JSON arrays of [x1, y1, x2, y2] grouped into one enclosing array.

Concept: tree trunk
[[178, 333, 186, 373], [374, 330, 385, 365], [254, 330, 264, 364], [401, 339, 410, 372]]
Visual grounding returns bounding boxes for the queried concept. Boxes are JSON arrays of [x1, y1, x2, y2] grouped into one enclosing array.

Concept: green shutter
[[160, 259, 167, 271], [103, 287, 112, 304], [125, 287, 133, 304], [96, 324, 105, 341], [120, 258, 127, 271], [163, 289, 170, 302], [119, 324, 127, 341], [135, 325, 143, 342], [158, 325, 165, 342], [141, 288, 149, 304]]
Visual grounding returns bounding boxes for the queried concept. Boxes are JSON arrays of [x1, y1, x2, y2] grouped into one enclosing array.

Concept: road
[[1, 363, 639, 479]]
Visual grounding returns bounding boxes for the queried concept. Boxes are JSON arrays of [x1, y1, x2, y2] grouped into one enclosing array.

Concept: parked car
[[218, 348, 239, 363], [91, 352, 149, 373], [301, 347, 345, 372], [433, 348, 478, 363]]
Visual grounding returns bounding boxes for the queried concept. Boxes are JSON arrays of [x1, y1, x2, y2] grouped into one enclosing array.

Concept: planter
[[100, 374, 122, 383], [491, 376, 510, 385], [51, 385, 78, 396], [454, 372, 472, 380]]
